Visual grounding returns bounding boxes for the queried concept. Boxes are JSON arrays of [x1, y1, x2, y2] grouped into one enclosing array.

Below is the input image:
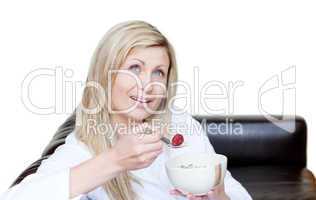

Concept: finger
[[170, 190, 205, 200], [191, 195, 204, 200], [187, 193, 198, 200], [138, 149, 162, 162], [169, 189, 185, 197], [205, 182, 223, 198], [207, 190, 217, 198], [141, 141, 163, 154], [169, 189, 182, 196], [214, 182, 224, 189], [130, 123, 149, 135], [138, 133, 161, 144], [130, 151, 162, 168], [150, 125, 165, 137], [138, 123, 163, 138], [187, 192, 210, 200], [207, 190, 213, 195]]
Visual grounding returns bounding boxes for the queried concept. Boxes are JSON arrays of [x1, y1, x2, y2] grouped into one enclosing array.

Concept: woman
[[1, 20, 252, 200]]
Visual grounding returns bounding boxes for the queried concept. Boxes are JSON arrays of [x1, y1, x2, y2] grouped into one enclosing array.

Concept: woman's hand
[[111, 122, 163, 171], [70, 122, 161, 198], [169, 183, 230, 200]]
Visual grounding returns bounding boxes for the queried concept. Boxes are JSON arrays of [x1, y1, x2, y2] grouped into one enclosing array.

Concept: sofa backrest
[[10, 112, 76, 187], [193, 115, 307, 168]]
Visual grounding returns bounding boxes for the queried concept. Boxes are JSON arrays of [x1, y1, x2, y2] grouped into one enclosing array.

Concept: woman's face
[[110, 46, 170, 123]]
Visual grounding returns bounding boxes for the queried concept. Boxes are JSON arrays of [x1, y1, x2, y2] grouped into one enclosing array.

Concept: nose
[[138, 72, 153, 94]]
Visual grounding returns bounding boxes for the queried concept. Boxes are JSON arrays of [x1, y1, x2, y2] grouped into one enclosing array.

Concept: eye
[[152, 69, 165, 77], [128, 64, 141, 74]]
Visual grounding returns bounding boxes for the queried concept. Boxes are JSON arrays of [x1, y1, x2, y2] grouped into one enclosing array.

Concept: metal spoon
[[143, 126, 186, 148], [160, 136, 186, 148]]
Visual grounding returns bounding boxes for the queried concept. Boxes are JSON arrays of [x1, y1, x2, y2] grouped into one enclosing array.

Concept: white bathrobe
[[1, 111, 252, 200]]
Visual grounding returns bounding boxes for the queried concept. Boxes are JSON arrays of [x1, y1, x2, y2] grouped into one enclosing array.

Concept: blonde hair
[[75, 20, 178, 200]]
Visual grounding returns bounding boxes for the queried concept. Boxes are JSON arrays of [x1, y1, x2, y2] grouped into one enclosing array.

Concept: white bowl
[[165, 153, 227, 195]]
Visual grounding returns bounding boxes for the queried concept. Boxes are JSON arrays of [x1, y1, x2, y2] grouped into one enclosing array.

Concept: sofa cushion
[[229, 165, 316, 200]]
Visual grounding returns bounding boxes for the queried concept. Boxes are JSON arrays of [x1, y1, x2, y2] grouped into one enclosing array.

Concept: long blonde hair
[[75, 20, 178, 200]]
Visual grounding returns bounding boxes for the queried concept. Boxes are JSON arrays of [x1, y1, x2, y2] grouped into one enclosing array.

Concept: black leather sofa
[[10, 113, 316, 200]]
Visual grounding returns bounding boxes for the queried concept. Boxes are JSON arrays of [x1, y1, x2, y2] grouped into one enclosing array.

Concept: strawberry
[[171, 133, 184, 146]]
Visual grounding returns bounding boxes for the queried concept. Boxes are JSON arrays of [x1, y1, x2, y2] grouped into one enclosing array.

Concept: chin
[[127, 103, 160, 121]]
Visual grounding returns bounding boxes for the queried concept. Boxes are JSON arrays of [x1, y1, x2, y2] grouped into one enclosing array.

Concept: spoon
[[143, 126, 186, 148], [160, 136, 187, 148]]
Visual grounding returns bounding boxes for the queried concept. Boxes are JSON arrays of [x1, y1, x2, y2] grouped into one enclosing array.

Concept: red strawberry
[[171, 133, 184, 146]]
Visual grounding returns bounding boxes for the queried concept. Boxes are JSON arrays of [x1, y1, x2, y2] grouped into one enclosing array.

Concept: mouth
[[130, 96, 153, 104]]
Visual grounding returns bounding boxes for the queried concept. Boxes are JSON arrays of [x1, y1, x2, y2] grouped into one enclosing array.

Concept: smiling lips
[[130, 96, 153, 104]]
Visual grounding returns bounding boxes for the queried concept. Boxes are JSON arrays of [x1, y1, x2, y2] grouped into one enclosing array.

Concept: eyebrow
[[131, 58, 168, 69], [133, 58, 145, 65]]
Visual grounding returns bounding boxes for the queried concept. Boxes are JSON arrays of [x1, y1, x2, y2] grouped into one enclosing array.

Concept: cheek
[[151, 83, 168, 104], [152, 81, 167, 95], [113, 73, 136, 91]]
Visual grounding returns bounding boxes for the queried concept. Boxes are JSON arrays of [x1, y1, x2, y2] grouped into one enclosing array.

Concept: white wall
[[0, 0, 315, 193]]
